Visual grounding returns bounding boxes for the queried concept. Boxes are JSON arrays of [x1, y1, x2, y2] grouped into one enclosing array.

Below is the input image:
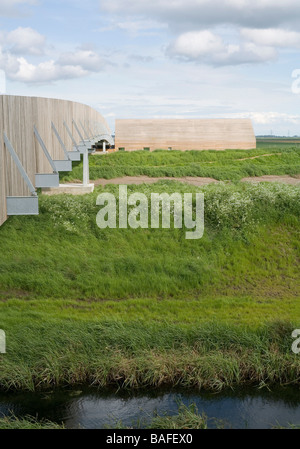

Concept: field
[[0, 142, 299, 399], [61, 140, 300, 182]]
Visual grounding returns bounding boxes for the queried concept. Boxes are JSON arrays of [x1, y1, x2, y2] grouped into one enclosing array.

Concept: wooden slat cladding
[[0, 95, 111, 226], [2, 96, 35, 197], [115, 119, 256, 151], [0, 116, 6, 226]]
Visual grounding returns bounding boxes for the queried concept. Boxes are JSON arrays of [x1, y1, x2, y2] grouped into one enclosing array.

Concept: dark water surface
[[0, 386, 300, 429]]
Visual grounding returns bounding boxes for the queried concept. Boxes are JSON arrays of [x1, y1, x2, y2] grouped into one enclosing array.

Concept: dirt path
[[94, 176, 219, 187], [237, 153, 280, 161], [204, 153, 281, 163], [93, 175, 300, 187], [241, 175, 300, 185]]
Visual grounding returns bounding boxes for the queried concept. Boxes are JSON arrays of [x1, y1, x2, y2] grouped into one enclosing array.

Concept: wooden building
[[0, 95, 111, 226], [115, 119, 256, 151]]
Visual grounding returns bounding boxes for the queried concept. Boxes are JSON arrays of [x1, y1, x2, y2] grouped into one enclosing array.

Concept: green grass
[[0, 415, 64, 429], [0, 182, 299, 391], [111, 399, 300, 429], [273, 424, 300, 429], [2, 403, 299, 429], [0, 296, 298, 327], [111, 402, 210, 429], [0, 155, 299, 392], [0, 403, 209, 429], [0, 182, 299, 300], [60, 144, 300, 182], [0, 318, 299, 391], [147, 403, 209, 429], [3, 403, 299, 429]]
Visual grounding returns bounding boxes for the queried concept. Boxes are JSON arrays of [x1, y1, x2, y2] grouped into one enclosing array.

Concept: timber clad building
[[0, 94, 256, 227], [0, 95, 111, 227], [115, 119, 256, 151]]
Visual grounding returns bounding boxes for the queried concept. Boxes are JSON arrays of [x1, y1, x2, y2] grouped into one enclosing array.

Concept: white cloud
[[129, 54, 154, 63], [100, 0, 300, 30], [102, 18, 168, 36], [168, 31, 224, 59], [240, 28, 300, 48], [8, 58, 89, 83], [6, 27, 46, 55], [0, 45, 105, 83], [228, 111, 300, 125], [167, 30, 277, 65], [0, 0, 37, 17], [58, 49, 104, 71], [0, 22, 107, 84], [99, 1, 300, 67]]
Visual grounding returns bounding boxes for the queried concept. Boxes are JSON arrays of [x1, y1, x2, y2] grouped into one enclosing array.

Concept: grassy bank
[[0, 181, 299, 391], [112, 403, 210, 429], [145, 403, 209, 429], [0, 403, 229, 429], [60, 145, 300, 182], [0, 415, 64, 429], [0, 177, 299, 393], [0, 182, 299, 300], [0, 317, 299, 391], [1, 402, 298, 429]]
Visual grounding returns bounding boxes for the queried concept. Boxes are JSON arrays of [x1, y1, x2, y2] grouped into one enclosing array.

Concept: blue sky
[[0, 0, 300, 135]]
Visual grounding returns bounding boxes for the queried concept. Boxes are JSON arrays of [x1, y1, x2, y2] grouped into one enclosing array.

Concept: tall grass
[[0, 403, 209, 429], [60, 145, 300, 182], [0, 320, 299, 391], [0, 182, 299, 300], [112, 402, 211, 429], [0, 415, 64, 429], [0, 166, 299, 393]]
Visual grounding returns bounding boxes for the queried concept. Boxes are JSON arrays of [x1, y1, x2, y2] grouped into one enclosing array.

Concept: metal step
[[53, 160, 72, 172], [7, 196, 39, 216], [75, 144, 95, 154], [67, 151, 81, 161], [35, 173, 59, 188]]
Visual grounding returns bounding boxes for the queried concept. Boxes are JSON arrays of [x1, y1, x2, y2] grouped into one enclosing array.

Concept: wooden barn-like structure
[[115, 119, 256, 151]]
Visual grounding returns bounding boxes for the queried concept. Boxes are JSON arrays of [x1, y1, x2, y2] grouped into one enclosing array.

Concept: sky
[[0, 0, 300, 135]]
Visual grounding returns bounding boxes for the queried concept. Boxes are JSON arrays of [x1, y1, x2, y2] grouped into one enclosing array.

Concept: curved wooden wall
[[0, 140, 6, 225], [0, 95, 111, 226]]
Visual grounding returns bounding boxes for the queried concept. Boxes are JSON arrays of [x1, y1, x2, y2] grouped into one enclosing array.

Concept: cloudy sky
[[0, 0, 300, 134]]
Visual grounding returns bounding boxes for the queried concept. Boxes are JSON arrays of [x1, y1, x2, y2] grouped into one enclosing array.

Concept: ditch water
[[0, 386, 300, 429]]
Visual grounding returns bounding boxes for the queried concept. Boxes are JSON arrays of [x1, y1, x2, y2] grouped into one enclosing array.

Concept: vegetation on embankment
[[1, 401, 298, 429], [0, 182, 299, 300], [112, 402, 210, 429], [0, 415, 64, 429], [0, 403, 210, 430], [60, 145, 300, 182], [113, 400, 300, 429], [0, 317, 299, 391], [0, 179, 299, 392]]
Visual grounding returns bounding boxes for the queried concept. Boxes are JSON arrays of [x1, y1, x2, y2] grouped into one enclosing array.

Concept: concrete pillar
[[83, 149, 89, 187]]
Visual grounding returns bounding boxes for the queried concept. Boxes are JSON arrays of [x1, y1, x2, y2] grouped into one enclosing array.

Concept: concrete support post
[[83, 149, 89, 187], [103, 141, 106, 153]]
